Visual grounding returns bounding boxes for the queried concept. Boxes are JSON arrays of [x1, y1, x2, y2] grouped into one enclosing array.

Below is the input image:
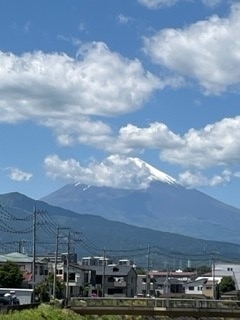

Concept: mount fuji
[[41, 158, 240, 245]]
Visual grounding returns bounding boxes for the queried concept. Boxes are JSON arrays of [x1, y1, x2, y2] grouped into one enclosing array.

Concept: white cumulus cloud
[[44, 154, 154, 189], [0, 42, 160, 122], [8, 167, 33, 182], [143, 3, 240, 94], [160, 116, 240, 169], [178, 169, 232, 187], [138, 0, 179, 9], [202, 0, 222, 8], [138, 0, 222, 10]]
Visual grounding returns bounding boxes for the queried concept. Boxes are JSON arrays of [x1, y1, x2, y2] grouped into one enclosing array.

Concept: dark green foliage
[[219, 276, 236, 293], [35, 274, 65, 302], [0, 261, 23, 288]]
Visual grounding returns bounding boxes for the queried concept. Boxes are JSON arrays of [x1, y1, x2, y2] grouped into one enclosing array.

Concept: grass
[[0, 304, 150, 320]]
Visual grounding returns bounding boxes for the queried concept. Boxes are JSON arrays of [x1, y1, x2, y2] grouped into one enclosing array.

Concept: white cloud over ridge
[[100, 117, 240, 171], [44, 114, 240, 189], [143, 3, 240, 94], [44, 154, 153, 189], [178, 169, 231, 188]]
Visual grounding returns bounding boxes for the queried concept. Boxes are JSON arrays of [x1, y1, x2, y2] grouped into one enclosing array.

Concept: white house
[[184, 276, 222, 298], [184, 278, 207, 295]]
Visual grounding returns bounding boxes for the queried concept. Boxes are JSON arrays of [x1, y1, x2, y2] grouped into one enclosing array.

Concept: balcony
[[114, 281, 126, 288]]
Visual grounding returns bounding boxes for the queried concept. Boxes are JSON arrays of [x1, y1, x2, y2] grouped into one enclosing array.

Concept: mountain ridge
[[41, 178, 240, 245], [1, 191, 240, 269]]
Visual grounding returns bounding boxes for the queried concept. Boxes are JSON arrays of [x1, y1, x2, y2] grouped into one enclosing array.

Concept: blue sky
[[0, 0, 240, 209]]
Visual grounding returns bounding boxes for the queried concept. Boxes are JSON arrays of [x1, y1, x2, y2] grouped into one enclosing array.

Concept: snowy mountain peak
[[131, 157, 177, 185], [74, 156, 177, 190]]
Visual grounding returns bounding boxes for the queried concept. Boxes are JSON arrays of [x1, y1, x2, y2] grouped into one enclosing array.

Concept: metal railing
[[70, 297, 240, 318]]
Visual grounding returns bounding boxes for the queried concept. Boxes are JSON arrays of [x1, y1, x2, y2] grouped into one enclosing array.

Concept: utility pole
[[53, 224, 59, 300], [66, 231, 70, 304], [146, 245, 150, 296], [102, 249, 106, 297], [212, 253, 216, 299], [18, 240, 24, 254], [32, 206, 37, 303]]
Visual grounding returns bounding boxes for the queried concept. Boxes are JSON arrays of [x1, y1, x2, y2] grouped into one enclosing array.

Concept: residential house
[[184, 276, 222, 299], [184, 278, 207, 296], [137, 274, 157, 297], [81, 264, 137, 297], [147, 269, 195, 297], [155, 277, 184, 296], [0, 252, 48, 288], [50, 259, 96, 298]]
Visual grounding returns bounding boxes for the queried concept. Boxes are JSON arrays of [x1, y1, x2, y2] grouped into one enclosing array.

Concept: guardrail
[[0, 303, 39, 314], [70, 297, 240, 318]]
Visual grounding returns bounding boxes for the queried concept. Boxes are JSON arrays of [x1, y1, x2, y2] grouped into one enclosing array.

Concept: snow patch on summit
[[132, 158, 177, 185]]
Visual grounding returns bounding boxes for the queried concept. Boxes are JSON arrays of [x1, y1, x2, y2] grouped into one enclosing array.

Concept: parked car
[[0, 294, 10, 305], [1, 292, 20, 305]]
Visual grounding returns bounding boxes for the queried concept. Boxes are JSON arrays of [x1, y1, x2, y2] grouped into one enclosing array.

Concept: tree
[[35, 274, 65, 302], [219, 276, 236, 294], [0, 261, 23, 288]]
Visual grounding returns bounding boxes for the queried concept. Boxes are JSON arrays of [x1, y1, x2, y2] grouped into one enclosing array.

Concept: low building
[[146, 269, 195, 297], [184, 276, 222, 299], [184, 278, 207, 296], [50, 260, 96, 298], [137, 274, 157, 297], [82, 264, 137, 297]]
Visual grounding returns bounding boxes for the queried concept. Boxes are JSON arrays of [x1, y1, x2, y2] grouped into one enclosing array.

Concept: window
[[69, 273, 75, 281], [188, 286, 194, 291], [227, 267, 233, 271], [39, 266, 44, 275], [108, 276, 114, 282], [113, 267, 119, 272], [108, 288, 123, 294], [96, 275, 102, 284]]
